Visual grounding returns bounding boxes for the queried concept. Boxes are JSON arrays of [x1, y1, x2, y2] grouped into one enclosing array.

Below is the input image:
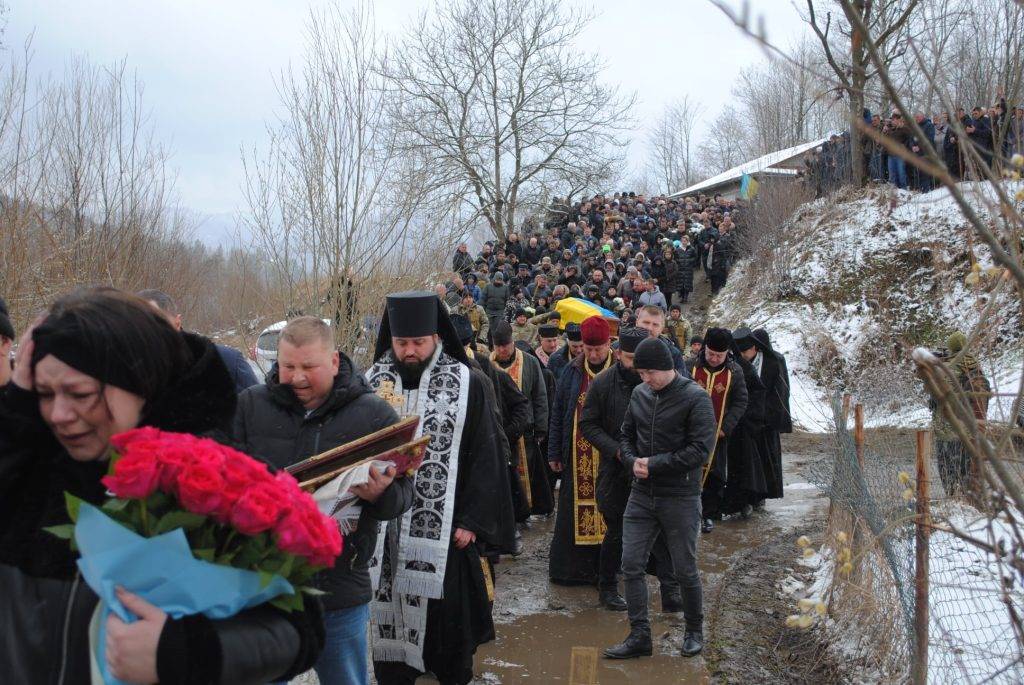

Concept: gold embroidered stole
[[491, 348, 532, 509], [571, 355, 611, 545], [691, 364, 733, 486]]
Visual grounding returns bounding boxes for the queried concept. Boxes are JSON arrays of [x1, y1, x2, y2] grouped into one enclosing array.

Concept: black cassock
[[723, 357, 769, 513], [754, 338, 792, 500], [374, 368, 516, 685]]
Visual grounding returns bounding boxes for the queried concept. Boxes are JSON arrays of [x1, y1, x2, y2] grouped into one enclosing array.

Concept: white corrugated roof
[[670, 137, 829, 197]]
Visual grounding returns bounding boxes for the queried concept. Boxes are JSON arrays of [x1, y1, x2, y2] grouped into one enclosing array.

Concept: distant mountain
[[193, 212, 249, 248]]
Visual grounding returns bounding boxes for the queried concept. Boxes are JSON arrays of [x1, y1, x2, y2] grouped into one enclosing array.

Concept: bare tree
[[241, 2, 460, 353], [801, 0, 925, 185], [698, 105, 752, 175], [646, 96, 705, 194], [384, 0, 635, 241]]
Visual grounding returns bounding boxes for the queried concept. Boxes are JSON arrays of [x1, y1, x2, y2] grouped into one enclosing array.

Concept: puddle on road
[[477, 609, 706, 684], [472, 453, 828, 684]]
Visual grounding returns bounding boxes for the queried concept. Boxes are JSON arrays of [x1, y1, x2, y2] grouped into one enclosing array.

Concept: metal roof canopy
[[669, 137, 829, 198]]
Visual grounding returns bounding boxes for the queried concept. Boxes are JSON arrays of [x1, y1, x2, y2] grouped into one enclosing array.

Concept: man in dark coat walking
[[232, 316, 413, 685], [603, 337, 716, 660]]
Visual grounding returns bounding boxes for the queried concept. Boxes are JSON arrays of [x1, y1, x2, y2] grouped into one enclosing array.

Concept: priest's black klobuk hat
[[373, 290, 469, 365]]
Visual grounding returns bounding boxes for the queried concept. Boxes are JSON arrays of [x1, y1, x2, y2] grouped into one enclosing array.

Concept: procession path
[[471, 433, 833, 684]]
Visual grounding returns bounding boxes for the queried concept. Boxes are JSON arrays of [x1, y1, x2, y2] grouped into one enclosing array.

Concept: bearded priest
[[367, 291, 515, 685]]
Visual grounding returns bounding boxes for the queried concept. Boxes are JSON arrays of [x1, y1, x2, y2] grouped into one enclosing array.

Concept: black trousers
[[702, 473, 725, 519], [599, 509, 623, 590]]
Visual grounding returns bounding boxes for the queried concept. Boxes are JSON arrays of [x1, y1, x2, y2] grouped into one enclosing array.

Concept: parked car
[[248, 318, 332, 374]]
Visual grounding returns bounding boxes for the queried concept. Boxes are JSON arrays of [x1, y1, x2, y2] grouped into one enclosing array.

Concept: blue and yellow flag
[[739, 173, 760, 200]]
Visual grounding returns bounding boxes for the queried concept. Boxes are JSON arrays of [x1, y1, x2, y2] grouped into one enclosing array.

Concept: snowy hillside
[[710, 182, 1024, 431]]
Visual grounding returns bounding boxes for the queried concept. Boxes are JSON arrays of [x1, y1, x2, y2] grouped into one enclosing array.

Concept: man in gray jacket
[[604, 337, 716, 661]]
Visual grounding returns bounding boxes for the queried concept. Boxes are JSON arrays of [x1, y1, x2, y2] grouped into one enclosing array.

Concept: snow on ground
[[713, 182, 1024, 430], [927, 504, 1024, 683]]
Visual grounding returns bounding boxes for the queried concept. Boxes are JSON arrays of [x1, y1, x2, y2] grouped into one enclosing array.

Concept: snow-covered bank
[[712, 182, 1024, 430]]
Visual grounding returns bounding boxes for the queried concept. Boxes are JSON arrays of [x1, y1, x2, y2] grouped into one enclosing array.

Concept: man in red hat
[[547, 315, 614, 589]]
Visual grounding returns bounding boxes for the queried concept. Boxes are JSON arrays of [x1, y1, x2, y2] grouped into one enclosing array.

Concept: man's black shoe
[[740, 503, 753, 520], [603, 630, 653, 659], [701, 518, 714, 534], [661, 591, 684, 613], [599, 589, 628, 611], [681, 631, 704, 657]]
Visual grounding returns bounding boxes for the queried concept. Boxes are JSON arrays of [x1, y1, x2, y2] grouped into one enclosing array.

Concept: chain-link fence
[[799, 393, 1024, 683]]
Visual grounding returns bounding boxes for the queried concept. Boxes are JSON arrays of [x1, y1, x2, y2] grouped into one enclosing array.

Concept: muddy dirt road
[[469, 433, 831, 684]]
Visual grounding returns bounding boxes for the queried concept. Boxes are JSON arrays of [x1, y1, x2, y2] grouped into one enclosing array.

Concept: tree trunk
[[850, 0, 868, 187]]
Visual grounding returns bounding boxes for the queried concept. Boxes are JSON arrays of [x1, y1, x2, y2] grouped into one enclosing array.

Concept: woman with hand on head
[[0, 287, 324, 685]]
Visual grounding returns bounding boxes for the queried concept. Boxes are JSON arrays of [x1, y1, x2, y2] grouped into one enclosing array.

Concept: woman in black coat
[[660, 248, 681, 300], [677, 240, 697, 303], [0, 288, 323, 685]]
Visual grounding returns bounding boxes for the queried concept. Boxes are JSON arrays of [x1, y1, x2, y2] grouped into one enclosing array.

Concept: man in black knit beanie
[[604, 337, 717, 661]]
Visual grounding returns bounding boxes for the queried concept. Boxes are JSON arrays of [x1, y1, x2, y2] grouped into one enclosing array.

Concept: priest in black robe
[[367, 292, 515, 685], [491, 322, 554, 517], [722, 331, 769, 518], [748, 328, 792, 501]]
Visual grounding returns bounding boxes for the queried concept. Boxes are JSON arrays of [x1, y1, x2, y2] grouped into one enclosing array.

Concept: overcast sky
[[7, 0, 811, 238]]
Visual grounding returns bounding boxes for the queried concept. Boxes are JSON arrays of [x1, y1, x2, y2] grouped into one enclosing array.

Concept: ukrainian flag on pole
[[739, 173, 760, 200]]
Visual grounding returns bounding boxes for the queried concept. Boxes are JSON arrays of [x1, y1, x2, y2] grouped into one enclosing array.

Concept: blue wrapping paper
[[74, 502, 295, 685]]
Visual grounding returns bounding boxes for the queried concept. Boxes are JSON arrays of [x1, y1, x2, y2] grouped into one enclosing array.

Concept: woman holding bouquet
[[0, 287, 324, 685]]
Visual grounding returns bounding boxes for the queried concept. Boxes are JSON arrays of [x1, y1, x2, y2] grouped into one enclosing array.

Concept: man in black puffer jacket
[[604, 337, 716, 662], [233, 316, 413, 685]]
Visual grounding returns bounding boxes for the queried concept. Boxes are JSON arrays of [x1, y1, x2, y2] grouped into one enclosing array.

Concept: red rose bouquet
[[51, 427, 343, 612]]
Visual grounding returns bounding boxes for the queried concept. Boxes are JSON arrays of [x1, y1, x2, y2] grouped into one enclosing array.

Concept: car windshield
[[256, 330, 280, 353]]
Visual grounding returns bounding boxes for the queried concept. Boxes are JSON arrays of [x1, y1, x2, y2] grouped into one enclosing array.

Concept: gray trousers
[[621, 488, 703, 633]]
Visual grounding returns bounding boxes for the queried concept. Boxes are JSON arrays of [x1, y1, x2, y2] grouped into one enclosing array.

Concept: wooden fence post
[[913, 430, 931, 685], [842, 393, 852, 429], [854, 404, 865, 470], [848, 404, 866, 578]]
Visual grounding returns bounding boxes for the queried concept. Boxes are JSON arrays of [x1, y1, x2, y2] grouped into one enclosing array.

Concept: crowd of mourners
[[438, 189, 794, 664], [802, 93, 1024, 196], [0, 189, 794, 685], [447, 190, 744, 340]]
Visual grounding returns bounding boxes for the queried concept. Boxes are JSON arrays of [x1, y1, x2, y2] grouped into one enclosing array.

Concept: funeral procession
[[4, 0, 1024, 684]]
